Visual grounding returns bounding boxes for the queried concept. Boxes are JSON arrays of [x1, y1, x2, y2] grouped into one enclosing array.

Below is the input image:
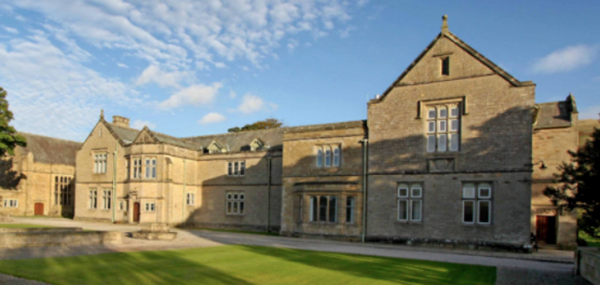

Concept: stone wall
[[575, 247, 600, 285], [0, 230, 121, 248]]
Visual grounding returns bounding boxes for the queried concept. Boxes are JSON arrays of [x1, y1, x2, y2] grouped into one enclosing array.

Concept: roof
[[106, 123, 139, 144], [182, 128, 285, 153], [17, 132, 82, 166], [534, 101, 573, 129], [374, 29, 534, 104], [285, 120, 367, 134], [149, 130, 199, 150]]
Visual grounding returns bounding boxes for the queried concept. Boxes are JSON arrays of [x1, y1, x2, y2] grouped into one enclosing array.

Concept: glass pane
[[240, 202, 245, 214], [346, 197, 354, 223], [233, 194, 238, 199], [240, 194, 245, 200], [398, 200, 408, 221], [319, 196, 327, 221], [479, 201, 490, 224], [428, 121, 436, 133], [228, 163, 232, 176], [325, 148, 331, 167], [450, 106, 459, 117], [479, 188, 491, 199], [398, 184, 408, 197], [233, 201, 238, 213], [437, 135, 447, 152], [439, 107, 447, 118], [412, 200, 422, 221], [449, 134, 459, 152], [333, 147, 340, 166], [316, 149, 323, 167], [234, 162, 239, 175], [463, 185, 475, 198], [428, 108, 437, 119], [329, 197, 337, 223], [311, 197, 318, 221], [411, 186, 422, 198], [427, 135, 436, 153], [450, 119, 459, 131], [463, 201, 474, 223], [438, 120, 447, 132]]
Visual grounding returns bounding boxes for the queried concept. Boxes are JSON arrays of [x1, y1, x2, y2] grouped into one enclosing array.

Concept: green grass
[[190, 228, 280, 236], [0, 224, 56, 228], [0, 246, 495, 285], [579, 231, 600, 247]]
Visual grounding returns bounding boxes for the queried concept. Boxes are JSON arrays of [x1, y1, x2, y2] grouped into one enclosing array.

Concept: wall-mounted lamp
[[533, 160, 547, 170]]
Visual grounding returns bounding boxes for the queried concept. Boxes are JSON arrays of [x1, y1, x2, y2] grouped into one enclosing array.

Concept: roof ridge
[[106, 122, 140, 131], [18, 132, 82, 144], [182, 127, 287, 140]]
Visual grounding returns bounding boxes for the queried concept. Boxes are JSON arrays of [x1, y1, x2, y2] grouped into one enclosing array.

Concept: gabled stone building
[[0, 133, 80, 217], [68, 16, 584, 250]]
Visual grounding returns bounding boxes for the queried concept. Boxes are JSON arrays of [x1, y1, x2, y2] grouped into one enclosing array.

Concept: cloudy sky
[[0, 0, 598, 141]]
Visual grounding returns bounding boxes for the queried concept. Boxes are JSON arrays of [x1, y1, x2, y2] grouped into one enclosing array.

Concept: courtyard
[[0, 218, 588, 285]]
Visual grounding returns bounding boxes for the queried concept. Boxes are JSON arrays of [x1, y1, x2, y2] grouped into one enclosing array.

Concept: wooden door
[[133, 202, 140, 223], [34, 203, 44, 216], [536, 216, 557, 244]]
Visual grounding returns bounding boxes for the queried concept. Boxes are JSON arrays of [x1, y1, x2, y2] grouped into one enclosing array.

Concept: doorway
[[536, 215, 557, 244], [133, 202, 140, 223], [34, 203, 44, 216]]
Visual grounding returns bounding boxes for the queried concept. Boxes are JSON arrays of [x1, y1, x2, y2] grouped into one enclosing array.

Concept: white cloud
[[116, 62, 128, 68], [357, 0, 369, 6], [2, 26, 18, 34], [135, 65, 190, 88], [579, 105, 600, 120], [237, 93, 277, 114], [531, 45, 598, 74], [159, 82, 222, 110], [198, 112, 226, 124], [214, 62, 227, 69], [131, 120, 156, 129], [229, 90, 237, 99]]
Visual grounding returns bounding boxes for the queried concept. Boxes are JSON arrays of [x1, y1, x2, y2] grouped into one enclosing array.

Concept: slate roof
[[17, 133, 82, 166], [106, 123, 139, 144], [533, 102, 573, 129], [285, 120, 367, 134], [182, 128, 285, 153]]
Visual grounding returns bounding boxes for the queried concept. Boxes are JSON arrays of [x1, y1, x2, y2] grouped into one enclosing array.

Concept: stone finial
[[441, 15, 449, 33], [100, 109, 104, 120]]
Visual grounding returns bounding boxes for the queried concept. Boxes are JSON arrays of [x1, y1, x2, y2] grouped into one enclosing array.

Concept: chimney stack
[[112, 116, 130, 128]]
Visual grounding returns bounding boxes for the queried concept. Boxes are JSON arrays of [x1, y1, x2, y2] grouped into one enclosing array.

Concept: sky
[[0, 0, 598, 142]]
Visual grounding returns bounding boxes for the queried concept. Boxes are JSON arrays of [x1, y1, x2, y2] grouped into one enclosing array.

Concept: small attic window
[[441, 57, 450, 76]]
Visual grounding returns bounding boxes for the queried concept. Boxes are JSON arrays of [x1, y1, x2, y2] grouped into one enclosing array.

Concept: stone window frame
[[314, 144, 342, 168], [131, 157, 142, 179], [145, 202, 156, 212], [225, 192, 245, 215], [227, 161, 246, 177], [102, 189, 112, 210], [346, 196, 356, 224], [89, 189, 98, 209], [118, 200, 127, 212], [3, 199, 18, 208], [93, 152, 108, 174], [462, 182, 493, 225], [186, 193, 195, 206], [145, 158, 157, 179], [54, 176, 73, 206], [425, 101, 461, 153], [397, 183, 423, 223], [441, 56, 450, 76], [308, 195, 338, 223]]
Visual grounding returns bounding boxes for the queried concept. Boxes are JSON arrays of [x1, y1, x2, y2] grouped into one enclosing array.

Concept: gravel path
[[1, 217, 587, 285]]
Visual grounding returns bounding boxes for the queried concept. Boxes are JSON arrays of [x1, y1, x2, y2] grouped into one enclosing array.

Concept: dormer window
[[441, 57, 450, 76], [250, 138, 265, 151]]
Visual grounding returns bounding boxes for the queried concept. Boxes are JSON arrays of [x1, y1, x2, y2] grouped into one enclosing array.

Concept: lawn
[[0, 246, 496, 285], [0, 223, 56, 228], [579, 231, 600, 247]]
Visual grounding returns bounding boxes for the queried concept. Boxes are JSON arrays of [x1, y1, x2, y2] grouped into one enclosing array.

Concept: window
[[3, 199, 18, 208], [132, 158, 142, 179], [145, 158, 156, 179], [462, 183, 492, 224], [145, 202, 155, 212], [227, 161, 245, 177], [119, 200, 127, 211], [297, 196, 303, 222], [102, 189, 112, 210], [397, 183, 423, 222], [309, 195, 338, 223], [54, 176, 73, 206], [441, 57, 450, 76], [125, 159, 130, 179], [89, 189, 98, 209], [226, 192, 245, 215], [426, 104, 460, 153], [316, 145, 341, 168], [186, 193, 195, 206], [346, 196, 355, 223], [94, 153, 107, 173]]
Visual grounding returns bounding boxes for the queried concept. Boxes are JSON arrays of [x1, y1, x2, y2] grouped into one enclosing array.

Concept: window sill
[[395, 220, 423, 225], [226, 176, 246, 178]]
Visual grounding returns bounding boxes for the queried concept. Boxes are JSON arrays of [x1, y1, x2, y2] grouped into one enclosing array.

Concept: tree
[[228, 118, 284, 133], [0, 87, 26, 156], [544, 128, 600, 237]]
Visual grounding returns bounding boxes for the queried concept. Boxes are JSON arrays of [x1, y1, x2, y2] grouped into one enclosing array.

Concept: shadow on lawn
[[0, 244, 252, 285]]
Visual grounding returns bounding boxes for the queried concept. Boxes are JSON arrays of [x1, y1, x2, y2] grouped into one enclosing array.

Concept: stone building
[[0, 133, 80, 217]]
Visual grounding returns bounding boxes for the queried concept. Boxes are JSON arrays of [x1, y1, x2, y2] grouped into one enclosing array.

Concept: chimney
[[112, 116, 130, 128]]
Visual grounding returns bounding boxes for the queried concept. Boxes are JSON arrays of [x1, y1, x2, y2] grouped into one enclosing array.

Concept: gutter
[[360, 138, 369, 243], [182, 159, 186, 223], [112, 141, 117, 223], [266, 153, 272, 232]]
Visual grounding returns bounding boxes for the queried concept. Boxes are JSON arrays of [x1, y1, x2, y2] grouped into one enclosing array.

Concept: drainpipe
[[360, 138, 369, 243], [266, 153, 272, 232], [182, 159, 186, 223], [112, 141, 118, 223]]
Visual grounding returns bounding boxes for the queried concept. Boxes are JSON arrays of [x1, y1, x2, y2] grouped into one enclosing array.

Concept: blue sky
[[0, 0, 598, 141]]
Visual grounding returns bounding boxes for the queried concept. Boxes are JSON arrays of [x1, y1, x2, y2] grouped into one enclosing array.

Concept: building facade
[[3, 17, 585, 250], [0, 133, 80, 217]]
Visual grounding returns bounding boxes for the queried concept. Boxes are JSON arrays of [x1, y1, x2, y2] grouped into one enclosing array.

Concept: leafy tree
[[0, 87, 26, 156], [228, 118, 284, 133], [544, 128, 600, 237]]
